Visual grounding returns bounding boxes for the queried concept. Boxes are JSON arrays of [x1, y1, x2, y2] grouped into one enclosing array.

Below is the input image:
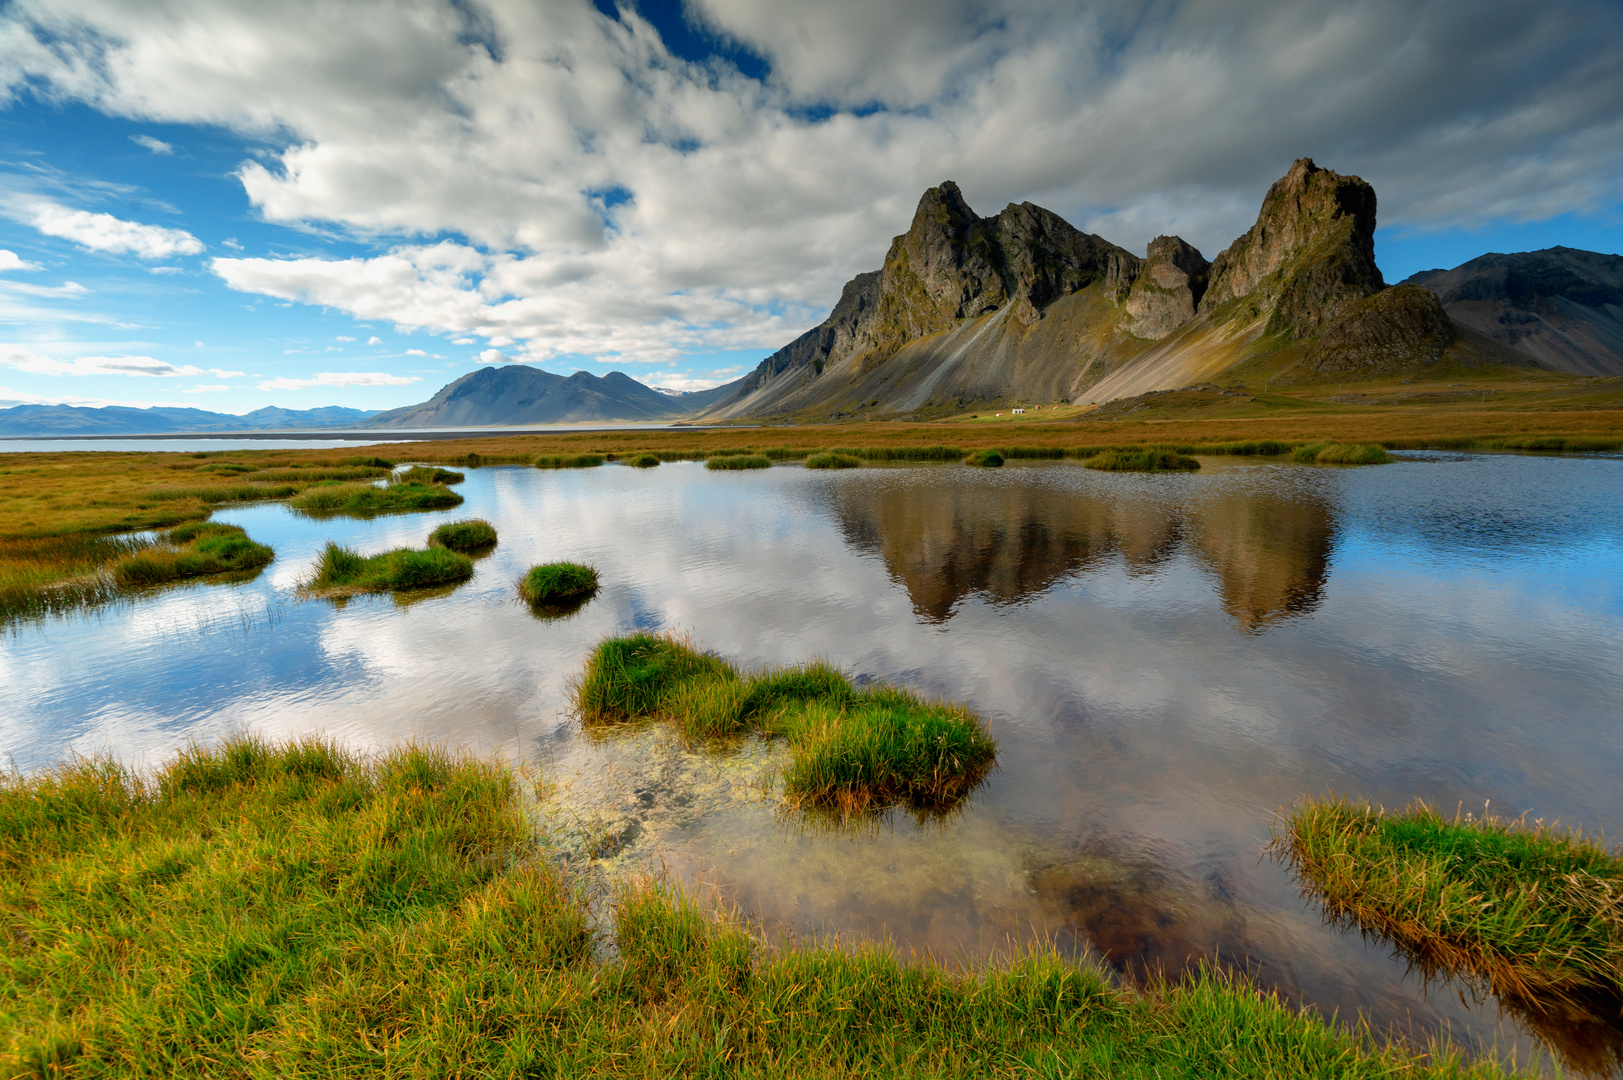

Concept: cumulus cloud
[[14, 200, 205, 259], [2, 0, 1619, 360], [0, 249, 40, 272], [0, 344, 243, 378], [130, 134, 173, 154], [256, 371, 420, 390], [477, 348, 510, 364]]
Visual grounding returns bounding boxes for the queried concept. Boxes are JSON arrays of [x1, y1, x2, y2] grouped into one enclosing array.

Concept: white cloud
[[404, 348, 428, 356], [0, 384, 186, 408], [148, 265, 185, 275], [367, 335, 382, 345], [255, 371, 419, 390], [477, 348, 510, 364], [15, 200, 205, 260], [637, 369, 737, 392], [335, 334, 356, 341], [130, 134, 174, 154], [0, 250, 39, 273], [0, 345, 241, 379], [181, 383, 229, 393]]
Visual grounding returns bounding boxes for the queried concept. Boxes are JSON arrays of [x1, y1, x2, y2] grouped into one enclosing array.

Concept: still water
[[4, 453, 1622, 1072]]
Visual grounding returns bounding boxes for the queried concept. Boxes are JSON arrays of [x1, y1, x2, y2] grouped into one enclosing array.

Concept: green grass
[[1271, 796, 1623, 1003], [304, 542, 473, 597], [519, 562, 599, 605], [427, 518, 498, 552], [706, 454, 772, 471], [575, 634, 997, 813], [395, 465, 465, 485], [111, 523, 274, 586], [1083, 449, 1201, 472], [993, 446, 1067, 459], [805, 452, 862, 469], [627, 453, 661, 468], [762, 447, 813, 460], [0, 737, 1520, 1079], [536, 453, 606, 469], [965, 449, 1004, 468], [830, 445, 963, 462], [1293, 442, 1393, 465], [288, 480, 464, 517]]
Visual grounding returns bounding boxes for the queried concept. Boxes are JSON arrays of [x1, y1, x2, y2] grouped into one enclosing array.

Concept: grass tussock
[[0, 737, 1514, 1079], [830, 445, 963, 462], [427, 518, 497, 552], [575, 634, 997, 813], [519, 562, 599, 605], [111, 523, 273, 586], [965, 449, 1004, 468], [304, 541, 473, 597], [994, 446, 1067, 459], [395, 465, 465, 485], [536, 453, 606, 469], [804, 452, 862, 470], [1293, 442, 1393, 465], [1083, 449, 1201, 472], [762, 447, 813, 460], [705, 454, 772, 471], [288, 480, 463, 517], [1271, 796, 1623, 1003], [627, 453, 662, 469]]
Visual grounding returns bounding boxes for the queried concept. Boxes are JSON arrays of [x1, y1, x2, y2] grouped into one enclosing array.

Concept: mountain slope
[[366, 365, 734, 427], [0, 403, 378, 437], [1404, 248, 1623, 375]]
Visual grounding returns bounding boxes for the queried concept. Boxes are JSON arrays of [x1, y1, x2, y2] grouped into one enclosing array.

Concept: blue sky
[[1, 0, 1620, 415]]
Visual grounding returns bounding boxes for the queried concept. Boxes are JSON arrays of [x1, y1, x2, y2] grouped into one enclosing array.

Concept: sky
[[0, 0, 1620, 416]]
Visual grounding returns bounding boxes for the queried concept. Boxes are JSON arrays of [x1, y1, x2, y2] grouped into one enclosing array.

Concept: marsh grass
[[0, 737, 1516, 1079], [395, 465, 465, 485], [427, 518, 497, 552], [706, 454, 772, 471], [994, 446, 1067, 459], [111, 523, 274, 586], [830, 445, 963, 462], [304, 541, 473, 597], [805, 452, 862, 469], [0, 534, 150, 622], [575, 634, 996, 813], [519, 562, 599, 605], [1271, 796, 1623, 1004], [536, 453, 606, 469], [288, 480, 463, 517], [762, 447, 813, 460], [1293, 442, 1393, 465], [965, 449, 1004, 467], [1084, 449, 1201, 472], [628, 453, 661, 468]]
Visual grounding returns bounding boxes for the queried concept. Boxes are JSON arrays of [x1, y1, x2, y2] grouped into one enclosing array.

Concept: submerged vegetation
[[705, 454, 772, 471], [427, 518, 498, 552], [1083, 449, 1202, 472], [536, 453, 606, 469], [289, 478, 464, 516], [519, 561, 599, 606], [965, 449, 1004, 467], [575, 634, 997, 813], [805, 451, 862, 469], [304, 541, 473, 597], [112, 523, 274, 586], [1293, 442, 1394, 465], [1273, 797, 1623, 1005]]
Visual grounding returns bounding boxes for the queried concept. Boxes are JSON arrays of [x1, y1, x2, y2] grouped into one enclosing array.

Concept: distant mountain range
[[364, 366, 734, 427], [0, 404, 379, 437]]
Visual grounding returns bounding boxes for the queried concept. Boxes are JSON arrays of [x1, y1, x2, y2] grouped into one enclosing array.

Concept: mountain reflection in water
[[831, 465, 1335, 630]]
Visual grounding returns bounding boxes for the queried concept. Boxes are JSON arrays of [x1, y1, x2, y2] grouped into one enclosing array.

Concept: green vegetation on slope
[[427, 518, 498, 552], [575, 634, 997, 813], [1272, 796, 1623, 1002], [1083, 449, 1201, 472], [0, 737, 1521, 1079], [519, 562, 599, 605], [112, 523, 274, 586], [706, 454, 772, 471], [304, 541, 473, 597], [289, 479, 464, 517]]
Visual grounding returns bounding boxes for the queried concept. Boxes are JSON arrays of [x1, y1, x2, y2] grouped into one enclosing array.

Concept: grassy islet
[[519, 562, 599, 605], [305, 541, 473, 596], [427, 518, 498, 552]]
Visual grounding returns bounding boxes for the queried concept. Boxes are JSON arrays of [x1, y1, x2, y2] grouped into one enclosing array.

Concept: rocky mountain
[[1404, 248, 1623, 375], [702, 158, 1539, 419], [365, 365, 732, 427], [0, 403, 378, 437]]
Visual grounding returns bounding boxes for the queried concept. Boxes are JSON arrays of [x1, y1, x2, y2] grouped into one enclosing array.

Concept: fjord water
[[5, 453, 1622, 1072]]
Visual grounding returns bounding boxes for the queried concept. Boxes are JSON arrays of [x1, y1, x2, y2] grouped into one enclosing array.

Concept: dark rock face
[[721, 271, 881, 403], [1306, 285, 1457, 373], [1201, 158, 1384, 335], [1124, 235, 1209, 340], [1404, 247, 1623, 375]]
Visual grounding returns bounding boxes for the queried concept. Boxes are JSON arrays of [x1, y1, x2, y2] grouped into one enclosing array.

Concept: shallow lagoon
[[4, 452, 1622, 1073]]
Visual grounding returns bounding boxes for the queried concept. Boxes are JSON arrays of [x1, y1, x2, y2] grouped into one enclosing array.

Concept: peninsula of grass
[[395, 464, 465, 485], [705, 453, 771, 471], [536, 453, 605, 469], [965, 449, 1004, 467], [1083, 449, 1201, 472], [1293, 441, 1393, 465], [112, 522, 274, 586], [427, 518, 498, 552], [805, 451, 862, 469], [289, 479, 464, 517], [1272, 796, 1623, 1004], [627, 453, 661, 468], [0, 736, 1520, 1079], [303, 541, 473, 597], [575, 634, 997, 813], [519, 561, 599, 605]]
